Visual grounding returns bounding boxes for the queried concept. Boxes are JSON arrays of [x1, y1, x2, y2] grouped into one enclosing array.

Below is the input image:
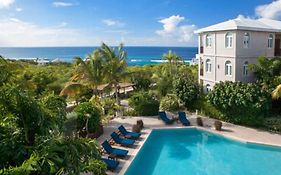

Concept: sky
[[0, 0, 280, 47]]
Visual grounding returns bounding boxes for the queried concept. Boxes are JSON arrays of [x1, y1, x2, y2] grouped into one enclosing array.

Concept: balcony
[[275, 37, 281, 56], [200, 68, 204, 76], [200, 46, 204, 54]]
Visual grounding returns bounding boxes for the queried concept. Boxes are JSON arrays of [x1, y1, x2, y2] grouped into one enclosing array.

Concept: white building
[[194, 17, 281, 92]]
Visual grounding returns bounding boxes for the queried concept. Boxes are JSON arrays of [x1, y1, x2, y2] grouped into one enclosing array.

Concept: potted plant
[[137, 119, 144, 129], [132, 124, 142, 133], [196, 117, 203, 126], [214, 120, 222, 131]]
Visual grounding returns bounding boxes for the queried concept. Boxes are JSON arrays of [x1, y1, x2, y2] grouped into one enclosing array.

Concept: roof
[[194, 17, 281, 34], [97, 82, 134, 91]]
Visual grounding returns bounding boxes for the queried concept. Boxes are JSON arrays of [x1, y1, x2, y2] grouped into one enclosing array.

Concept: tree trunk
[[86, 118, 89, 136], [114, 83, 120, 105]]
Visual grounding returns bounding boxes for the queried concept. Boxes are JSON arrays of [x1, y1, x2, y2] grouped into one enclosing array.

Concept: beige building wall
[[236, 30, 275, 58], [198, 30, 278, 92], [235, 57, 256, 83]]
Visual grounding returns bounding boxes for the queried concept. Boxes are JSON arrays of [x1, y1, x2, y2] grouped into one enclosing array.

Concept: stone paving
[[95, 113, 281, 175]]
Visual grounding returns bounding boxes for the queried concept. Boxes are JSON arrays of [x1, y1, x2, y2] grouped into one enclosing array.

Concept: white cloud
[[0, 0, 15, 8], [15, 7, 22, 12], [0, 18, 94, 46], [102, 19, 125, 27], [52, 1, 75, 7], [104, 30, 128, 35], [156, 15, 197, 45], [255, 0, 281, 20]]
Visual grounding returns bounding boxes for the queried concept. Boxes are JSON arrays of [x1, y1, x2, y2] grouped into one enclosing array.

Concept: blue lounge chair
[[118, 125, 141, 139], [111, 132, 135, 146], [178, 111, 191, 126], [159, 111, 175, 124], [101, 140, 128, 157], [101, 158, 119, 171]]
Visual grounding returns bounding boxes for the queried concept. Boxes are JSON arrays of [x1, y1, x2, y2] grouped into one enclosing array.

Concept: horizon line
[[0, 45, 198, 48]]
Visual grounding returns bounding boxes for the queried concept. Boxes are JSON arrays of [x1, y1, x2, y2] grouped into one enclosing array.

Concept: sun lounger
[[101, 158, 119, 171], [101, 140, 128, 157], [178, 111, 191, 126], [118, 125, 141, 139], [111, 132, 135, 146], [159, 111, 176, 124]]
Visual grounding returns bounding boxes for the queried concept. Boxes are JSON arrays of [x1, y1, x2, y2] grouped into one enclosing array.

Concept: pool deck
[[96, 113, 281, 175]]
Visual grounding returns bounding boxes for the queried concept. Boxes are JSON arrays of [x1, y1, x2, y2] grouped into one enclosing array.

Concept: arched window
[[225, 32, 233, 48], [243, 61, 248, 76], [225, 61, 232, 76], [243, 32, 250, 48], [206, 84, 211, 92], [206, 34, 212, 48], [268, 34, 273, 48], [206, 59, 211, 72]]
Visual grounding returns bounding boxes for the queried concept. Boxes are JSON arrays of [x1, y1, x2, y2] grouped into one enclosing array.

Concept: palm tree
[[162, 50, 182, 75], [60, 50, 103, 98], [98, 43, 127, 104], [272, 84, 281, 100]]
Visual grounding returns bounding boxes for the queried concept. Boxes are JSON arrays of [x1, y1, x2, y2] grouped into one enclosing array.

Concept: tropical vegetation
[[0, 44, 281, 174]]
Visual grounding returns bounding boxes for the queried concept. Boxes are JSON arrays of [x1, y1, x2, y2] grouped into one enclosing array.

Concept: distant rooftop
[[194, 17, 281, 33]]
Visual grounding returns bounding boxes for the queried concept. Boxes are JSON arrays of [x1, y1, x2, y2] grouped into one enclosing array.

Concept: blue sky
[[0, 0, 280, 47]]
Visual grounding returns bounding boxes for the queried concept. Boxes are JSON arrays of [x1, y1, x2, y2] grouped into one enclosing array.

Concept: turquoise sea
[[0, 47, 197, 66]]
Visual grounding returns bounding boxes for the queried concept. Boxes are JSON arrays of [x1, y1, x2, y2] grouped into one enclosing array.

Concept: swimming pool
[[125, 128, 281, 175]]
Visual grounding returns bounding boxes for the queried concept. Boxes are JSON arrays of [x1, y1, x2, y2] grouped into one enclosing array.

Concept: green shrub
[[159, 94, 180, 111], [100, 98, 118, 115], [74, 102, 101, 133], [1, 138, 106, 175], [129, 91, 159, 116], [173, 77, 199, 108], [131, 76, 152, 91], [263, 117, 281, 133], [192, 95, 222, 119], [41, 94, 67, 130], [207, 81, 271, 126], [64, 112, 78, 137], [157, 76, 173, 97]]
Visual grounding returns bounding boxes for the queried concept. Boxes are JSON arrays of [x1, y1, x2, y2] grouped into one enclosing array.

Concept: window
[[206, 84, 211, 92], [206, 59, 211, 72], [225, 61, 232, 76], [225, 32, 233, 48], [268, 34, 273, 48], [243, 61, 248, 76], [243, 32, 250, 48], [206, 34, 212, 48]]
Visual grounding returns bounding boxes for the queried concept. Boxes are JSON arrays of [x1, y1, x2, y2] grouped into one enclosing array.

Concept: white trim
[[267, 33, 274, 49], [225, 60, 232, 76], [243, 32, 250, 49], [206, 33, 212, 48], [205, 59, 212, 73], [225, 32, 233, 48]]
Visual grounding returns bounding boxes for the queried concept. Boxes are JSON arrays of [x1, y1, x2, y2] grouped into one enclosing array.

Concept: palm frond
[[60, 83, 85, 96], [272, 84, 281, 100]]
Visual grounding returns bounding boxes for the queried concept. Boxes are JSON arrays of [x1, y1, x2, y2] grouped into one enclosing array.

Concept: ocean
[[0, 47, 198, 66]]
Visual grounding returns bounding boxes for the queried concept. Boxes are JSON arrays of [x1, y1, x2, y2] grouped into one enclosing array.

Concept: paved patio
[[96, 113, 281, 175]]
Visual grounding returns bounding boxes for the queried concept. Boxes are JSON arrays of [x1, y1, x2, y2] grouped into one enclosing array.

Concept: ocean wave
[[150, 59, 191, 63], [9, 57, 39, 60], [130, 59, 142, 62], [150, 59, 168, 63]]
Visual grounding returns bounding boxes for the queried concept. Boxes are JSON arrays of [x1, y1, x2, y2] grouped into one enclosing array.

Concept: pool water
[[125, 128, 281, 175]]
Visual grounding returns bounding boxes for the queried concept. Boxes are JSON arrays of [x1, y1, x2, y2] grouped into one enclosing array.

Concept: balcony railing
[[200, 46, 204, 54]]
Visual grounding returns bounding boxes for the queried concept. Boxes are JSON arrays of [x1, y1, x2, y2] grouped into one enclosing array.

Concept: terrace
[[92, 113, 281, 175]]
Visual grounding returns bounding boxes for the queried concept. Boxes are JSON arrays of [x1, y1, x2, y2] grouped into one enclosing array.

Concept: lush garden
[[0, 43, 281, 174]]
